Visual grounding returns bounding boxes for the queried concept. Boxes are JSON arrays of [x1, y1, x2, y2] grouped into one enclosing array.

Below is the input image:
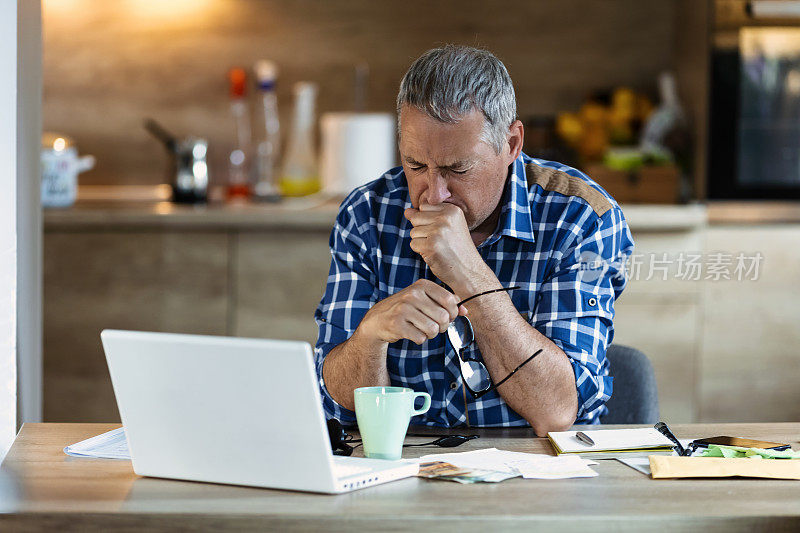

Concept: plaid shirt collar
[[489, 155, 536, 245]]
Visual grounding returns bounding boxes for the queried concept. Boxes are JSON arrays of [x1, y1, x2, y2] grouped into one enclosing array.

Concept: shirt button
[[450, 382, 458, 390], [588, 297, 597, 306]]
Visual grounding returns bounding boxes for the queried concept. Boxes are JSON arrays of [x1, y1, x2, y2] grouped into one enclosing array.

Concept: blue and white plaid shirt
[[314, 153, 634, 427]]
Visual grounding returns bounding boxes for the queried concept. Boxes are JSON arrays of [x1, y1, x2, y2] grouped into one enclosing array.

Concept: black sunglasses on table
[[446, 286, 543, 399]]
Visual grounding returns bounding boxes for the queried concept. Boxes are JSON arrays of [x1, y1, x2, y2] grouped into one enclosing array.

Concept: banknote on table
[[417, 461, 519, 484]]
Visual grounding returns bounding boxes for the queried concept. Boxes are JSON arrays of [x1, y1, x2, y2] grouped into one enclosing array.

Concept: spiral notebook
[[547, 428, 675, 459]]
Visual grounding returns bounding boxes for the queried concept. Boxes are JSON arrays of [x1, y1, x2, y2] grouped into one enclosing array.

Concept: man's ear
[[506, 120, 524, 164]]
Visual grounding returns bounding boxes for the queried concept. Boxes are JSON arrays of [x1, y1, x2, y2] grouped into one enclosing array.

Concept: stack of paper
[[512, 454, 598, 480], [64, 427, 131, 460], [547, 428, 674, 459], [418, 447, 598, 480]]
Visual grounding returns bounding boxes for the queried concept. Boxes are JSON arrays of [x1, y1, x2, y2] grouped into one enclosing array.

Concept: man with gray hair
[[314, 45, 634, 435]]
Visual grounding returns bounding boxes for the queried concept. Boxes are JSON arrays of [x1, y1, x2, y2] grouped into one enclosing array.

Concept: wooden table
[[2, 423, 800, 531]]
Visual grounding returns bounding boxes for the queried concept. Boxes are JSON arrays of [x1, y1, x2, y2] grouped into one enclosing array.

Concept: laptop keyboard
[[333, 463, 372, 479]]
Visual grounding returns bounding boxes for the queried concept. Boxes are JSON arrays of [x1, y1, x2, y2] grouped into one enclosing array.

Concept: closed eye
[[408, 165, 468, 174]]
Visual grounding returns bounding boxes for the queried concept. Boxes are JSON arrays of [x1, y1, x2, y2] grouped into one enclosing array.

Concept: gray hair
[[396, 45, 517, 154]]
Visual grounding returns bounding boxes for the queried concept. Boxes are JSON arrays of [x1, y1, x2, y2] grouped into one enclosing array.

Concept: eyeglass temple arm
[[489, 348, 543, 391], [457, 286, 520, 307]]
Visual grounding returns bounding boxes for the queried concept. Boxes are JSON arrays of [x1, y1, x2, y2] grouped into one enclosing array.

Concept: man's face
[[398, 105, 517, 232]]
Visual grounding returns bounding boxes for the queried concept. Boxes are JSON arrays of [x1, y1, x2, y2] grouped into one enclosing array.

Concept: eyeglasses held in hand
[[446, 286, 543, 399]]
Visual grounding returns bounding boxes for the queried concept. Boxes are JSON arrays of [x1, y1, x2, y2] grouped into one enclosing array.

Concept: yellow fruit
[[579, 102, 608, 125], [579, 124, 609, 162], [609, 108, 634, 144], [556, 112, 583, 148], [612, 87, 637, 119]]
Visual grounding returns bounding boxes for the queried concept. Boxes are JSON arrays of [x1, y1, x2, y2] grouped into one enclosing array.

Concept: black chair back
[[601, 344, 659, 424]]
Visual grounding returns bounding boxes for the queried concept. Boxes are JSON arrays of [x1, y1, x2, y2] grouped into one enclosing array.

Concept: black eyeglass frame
[[448, 286, 543, 399]]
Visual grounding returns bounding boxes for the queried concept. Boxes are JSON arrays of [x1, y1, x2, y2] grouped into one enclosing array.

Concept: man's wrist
[[451, 266, 503, 300], [350, 323, 389, 356]]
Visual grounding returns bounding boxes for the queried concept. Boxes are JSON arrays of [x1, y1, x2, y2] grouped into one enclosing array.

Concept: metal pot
[[144, 119, 209, 204]]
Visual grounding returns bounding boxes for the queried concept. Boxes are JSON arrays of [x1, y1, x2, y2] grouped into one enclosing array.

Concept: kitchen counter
[[43, 197, 343, 231], [707, 201, 800, 225], [44, 198, 708, 233], [621, 203, 706, 231], [46, 200, 800, 231]]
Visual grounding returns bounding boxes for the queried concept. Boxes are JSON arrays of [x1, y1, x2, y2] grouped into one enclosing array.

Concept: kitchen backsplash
[[44, 0, 677, 186]]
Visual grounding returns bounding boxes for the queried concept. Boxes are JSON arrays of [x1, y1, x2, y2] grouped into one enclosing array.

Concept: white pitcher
[[41, 132, 95, 208]]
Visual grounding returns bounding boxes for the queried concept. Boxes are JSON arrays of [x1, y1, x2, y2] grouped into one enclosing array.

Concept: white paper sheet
[[64, 427, 131, 459], [617, 457, 652, 475], [419, 448, 598, 479]]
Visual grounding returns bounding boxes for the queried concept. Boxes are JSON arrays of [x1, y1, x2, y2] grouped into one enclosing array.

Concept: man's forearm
[[321, 329, 390, 411], [460, 280, 579, 435]]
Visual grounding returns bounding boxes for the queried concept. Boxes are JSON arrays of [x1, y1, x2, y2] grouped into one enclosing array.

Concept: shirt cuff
[[314, 346, 358, 425], [549, 338, 612, 424]]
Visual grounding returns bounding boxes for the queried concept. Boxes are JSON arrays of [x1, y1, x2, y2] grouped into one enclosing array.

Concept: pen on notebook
[[575, 431, 595, 446]]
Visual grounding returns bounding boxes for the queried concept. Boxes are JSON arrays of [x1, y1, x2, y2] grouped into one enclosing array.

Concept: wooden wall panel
[[42, 224, 800, 424], [43, 0, 676, 187], [700, 225, 800, 422], [613, 229, 705, 422], [613, 297, 700, 422], [232, 231, 331, 344], [43, 231, 230, 422]]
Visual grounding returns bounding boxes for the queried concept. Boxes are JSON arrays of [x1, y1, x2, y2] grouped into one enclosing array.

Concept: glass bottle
[[280, 82, 320, 196], [227, 67, 252, 200], [253, 60, 281, 201]]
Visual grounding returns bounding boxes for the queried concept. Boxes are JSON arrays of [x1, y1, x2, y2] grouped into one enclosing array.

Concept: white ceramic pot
[[41, 133, 95, 208]]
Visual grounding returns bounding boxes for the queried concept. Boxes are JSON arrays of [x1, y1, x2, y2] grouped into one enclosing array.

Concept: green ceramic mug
[[354, 386, 431, 460]]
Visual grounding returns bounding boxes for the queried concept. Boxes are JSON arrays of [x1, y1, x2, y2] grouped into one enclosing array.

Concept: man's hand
[[356, 279, 466, 346], [404, 203, 496, 296]]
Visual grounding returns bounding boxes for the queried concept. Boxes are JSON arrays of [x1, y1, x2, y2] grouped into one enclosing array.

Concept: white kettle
[[41, 132, 95, 208]]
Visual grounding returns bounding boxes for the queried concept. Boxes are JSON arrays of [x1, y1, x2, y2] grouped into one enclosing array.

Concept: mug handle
[[412, 392, 431, 415]]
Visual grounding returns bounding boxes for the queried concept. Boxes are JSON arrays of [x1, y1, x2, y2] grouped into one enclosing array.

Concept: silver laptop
[[100, 329, 418, 494]]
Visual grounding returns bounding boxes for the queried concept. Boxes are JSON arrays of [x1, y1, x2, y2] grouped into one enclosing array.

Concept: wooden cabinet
[[699, 225, 800, 422], [42, 214, 800, 424], [43, 228, 334, 422], [232, 232, 332, 344], [44, 231, 229, 422]]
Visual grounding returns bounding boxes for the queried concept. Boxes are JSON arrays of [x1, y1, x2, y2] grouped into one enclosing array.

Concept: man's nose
[[425, 171, 451, 205]]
